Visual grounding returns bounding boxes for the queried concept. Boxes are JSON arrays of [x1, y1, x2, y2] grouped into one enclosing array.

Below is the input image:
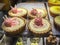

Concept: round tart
[[2, 17, 26, 36], [28, 8, 47, 19], [48, 0, 60, 6], [28, 17, 51, 35], [54, 16, 60, 31], [50, 6, 60, 17], [8, 7, 27, 18]]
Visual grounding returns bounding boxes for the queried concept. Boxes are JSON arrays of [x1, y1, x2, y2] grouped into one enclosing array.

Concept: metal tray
[[46, 3, 60, 36]]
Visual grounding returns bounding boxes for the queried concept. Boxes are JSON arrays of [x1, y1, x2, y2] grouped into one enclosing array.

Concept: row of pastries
[[1, 6, 51, 36], [1, 1, 60, 45]]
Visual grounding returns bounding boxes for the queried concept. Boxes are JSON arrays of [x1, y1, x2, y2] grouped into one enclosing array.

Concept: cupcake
[[28, 16, 51, 35], [54, 16, 60, 31], [48, 0, 60, 6], [28, 8, 47, 19], [50, 6, 60, 17], [46, 35, 57, 45], [2, 16, 26, 36], [8, 6, 27, 18]]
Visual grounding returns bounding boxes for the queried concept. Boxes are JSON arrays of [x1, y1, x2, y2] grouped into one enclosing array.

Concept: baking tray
[[46, 2, 60, 36]]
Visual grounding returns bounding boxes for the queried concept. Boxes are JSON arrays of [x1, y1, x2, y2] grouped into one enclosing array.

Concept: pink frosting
[[34, 17, 43, 26], [11, 7, 18, 14], [11, 7, 23, 14], [31, 9, 38, 15], [4, 17, 19, 27]]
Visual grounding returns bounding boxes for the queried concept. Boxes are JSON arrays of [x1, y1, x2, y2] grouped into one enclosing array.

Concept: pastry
[[2, 16, 26, 36], [28, 16, 51, 35], [30, 37, 40, 45], [48, 0, 60, 6], [16, 38, 23, 45], [8, 6, 27, 18], [54, 16, 60, 31], [50, 6, 60, 17], [46, 35, 57, 45], [28, 8, 47, 19]]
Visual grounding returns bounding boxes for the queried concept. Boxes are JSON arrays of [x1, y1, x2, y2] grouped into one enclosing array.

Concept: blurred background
[[0, 0, 48, 11]]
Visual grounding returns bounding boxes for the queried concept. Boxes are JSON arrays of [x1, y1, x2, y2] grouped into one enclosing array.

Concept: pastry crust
[[28, 8, 47, 19], [8, 8, 28, 18], [28, 19, 51, 35]]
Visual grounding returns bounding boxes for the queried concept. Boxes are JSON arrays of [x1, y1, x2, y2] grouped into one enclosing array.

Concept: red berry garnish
[[31, 9, 38, 15], [35, 17, 43, 26]]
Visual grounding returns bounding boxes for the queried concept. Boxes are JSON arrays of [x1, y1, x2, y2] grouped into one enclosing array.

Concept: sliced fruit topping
[[4, 17, 19, 27], [31, 8, 38, 15], [11, 6, 23, 14], [34, 17, 43, 26], [11, 6, 18, 14]]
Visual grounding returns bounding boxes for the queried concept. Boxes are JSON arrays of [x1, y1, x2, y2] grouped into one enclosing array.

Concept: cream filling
[[9, 8, 27, 17], [55, 16, 60, 25], [2, 18, 25, 32], [28, 8, 47, 18], [50, 6, 60, 14], [29, 19, 50, 33]]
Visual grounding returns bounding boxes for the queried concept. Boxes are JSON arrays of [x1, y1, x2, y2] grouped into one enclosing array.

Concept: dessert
[[28, 16, 51, 35], [30, 37, 40, 45], [16, 38, 23, 45], [28, 8, 47, 19], [50, 6, 60, 17], [46, 35, 57, 45], [8, 6, 27, 18], [48, 0, 60, 6], [54, 16, 60, 31], [2, 16, 26, 36], [31, 43, 38, 45]]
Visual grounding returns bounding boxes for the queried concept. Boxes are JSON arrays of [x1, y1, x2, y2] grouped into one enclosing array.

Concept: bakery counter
[[0, 2, 60, 45]]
